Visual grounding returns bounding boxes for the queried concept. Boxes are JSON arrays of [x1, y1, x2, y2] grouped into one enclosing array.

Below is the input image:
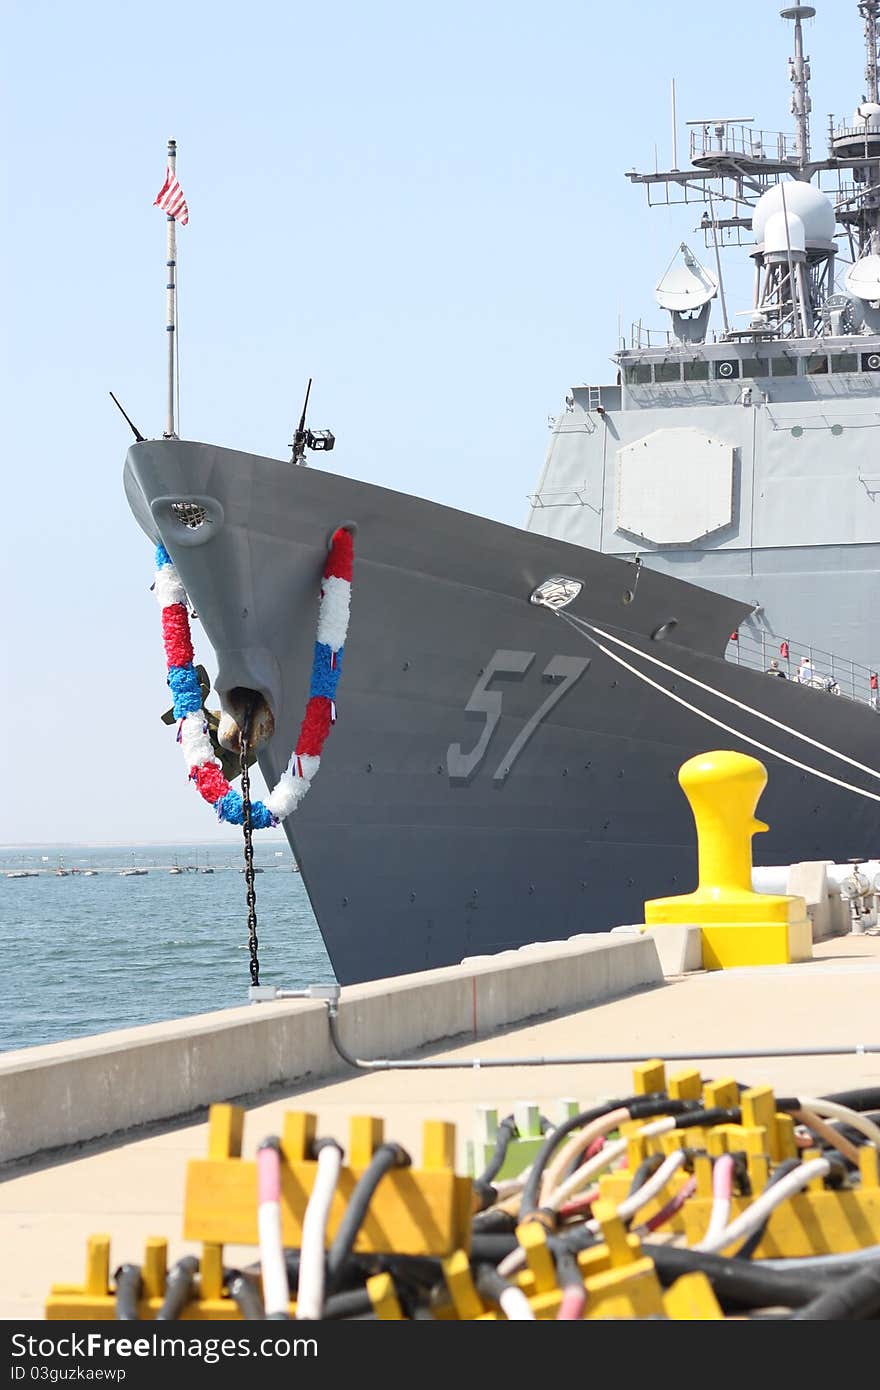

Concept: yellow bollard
[[644, 750, 812, 969]]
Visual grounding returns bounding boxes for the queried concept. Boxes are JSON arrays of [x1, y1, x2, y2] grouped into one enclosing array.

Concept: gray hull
[[124, 440, 880, 984]]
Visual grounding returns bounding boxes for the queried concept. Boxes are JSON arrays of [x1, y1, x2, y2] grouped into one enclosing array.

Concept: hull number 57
[[447, 650, 589, 784]]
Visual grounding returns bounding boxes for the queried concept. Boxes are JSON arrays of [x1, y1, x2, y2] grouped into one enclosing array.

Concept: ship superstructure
[[124, 3, 880, 987], [529, 3, 880, 694]]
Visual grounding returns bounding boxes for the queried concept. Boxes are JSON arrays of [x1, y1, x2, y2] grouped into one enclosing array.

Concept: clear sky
[[2, 0, 869, 843]]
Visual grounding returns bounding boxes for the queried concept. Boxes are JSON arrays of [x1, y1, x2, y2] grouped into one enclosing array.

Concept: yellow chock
[[644, 750, 812, 968], [663, 1271, 724, 1320], [366, 1272, 406, 1320]]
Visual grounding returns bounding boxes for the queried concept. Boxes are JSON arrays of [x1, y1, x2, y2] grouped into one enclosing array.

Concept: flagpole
[[164, 137, 178, 439]]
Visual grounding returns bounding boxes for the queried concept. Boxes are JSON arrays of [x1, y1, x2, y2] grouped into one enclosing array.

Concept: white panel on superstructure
[[615, 427, 734, 544]]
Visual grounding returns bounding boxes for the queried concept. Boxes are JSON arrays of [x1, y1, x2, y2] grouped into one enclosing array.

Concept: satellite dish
[[655, 245, 718, 312], [845, 254, 880, 303]]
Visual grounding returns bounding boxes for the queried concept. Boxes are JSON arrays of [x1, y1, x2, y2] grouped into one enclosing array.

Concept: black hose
[[476, 1115, 517, 1184], [113, 1264, 142, 1320], [382, 1254, 442, 1287], [819, 1087, 880, 1112], [674, 1106, 742, 1130], [551, 1244, 584, 1290], [325, 1142, 411, 1294], [788, 1255, 880, 1320], [761, 1245, 880, 1274], [473, 1263, 519, 1313], [625, 1153, 665, 1200], [518, 1100, 629, 1221], [472, 1180, 499, 1211], [645, 1244, 828, 1311], [471, 1206, 518, 1236], [154, 1256, 199, 1319], [470, 1233, 519, 1263], [226, 1268, 265, 1319], [458, 1226, 851, 1315], [551, 1225, 600, 1258], [323, 1288, 376, 1319], [378, 1254, 444, 1318], [518, 1094, 692, 1221]]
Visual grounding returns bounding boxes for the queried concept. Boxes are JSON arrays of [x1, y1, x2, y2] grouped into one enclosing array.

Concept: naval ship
[[124, 3, 880, 985]]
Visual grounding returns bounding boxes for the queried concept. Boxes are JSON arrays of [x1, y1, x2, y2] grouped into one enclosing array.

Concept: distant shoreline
[[0, 838, 289, 850]]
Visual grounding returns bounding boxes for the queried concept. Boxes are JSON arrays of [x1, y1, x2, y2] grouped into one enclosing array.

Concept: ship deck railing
[[725, 630, 879, 709], [688, 123, 797, 165]]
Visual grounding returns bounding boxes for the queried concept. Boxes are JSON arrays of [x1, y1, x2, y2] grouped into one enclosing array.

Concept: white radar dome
[[854, 101, 880, 127], [752, 181, 836, 245], [763, 209, 806, 255]]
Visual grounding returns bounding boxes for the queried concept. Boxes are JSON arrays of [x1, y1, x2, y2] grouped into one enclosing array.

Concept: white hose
[[797, 1097, 880, 1150], [497, 1118, 677, 1279], [692, 1157, 830, 1254], [611, 1148, 688, 1228], [296, 1143, 343, 1320], [256, 1142, 289, 1317], [546, 1116, 675, 1211], [499, 1285, 536, 1320], [702, 1153, 735, 1246]]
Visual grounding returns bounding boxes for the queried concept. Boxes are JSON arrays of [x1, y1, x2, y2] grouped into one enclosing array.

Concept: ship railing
[[689, 124, 797, 164], [832, 122, 880, 144], [726, 630, 880, 709], [628, 323, 673, 349], [834, 180, 866, 208]]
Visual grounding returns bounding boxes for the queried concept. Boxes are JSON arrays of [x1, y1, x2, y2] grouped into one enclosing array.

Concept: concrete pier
[[1, 927, 879, 1320], [0, 931, 661, 1168]]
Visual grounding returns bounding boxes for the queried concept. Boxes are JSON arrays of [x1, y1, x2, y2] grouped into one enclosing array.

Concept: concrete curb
[[0, 933, 662, 1166]]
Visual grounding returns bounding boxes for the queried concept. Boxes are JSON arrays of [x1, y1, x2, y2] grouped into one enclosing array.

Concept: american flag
[[154, 166, 189, 225]]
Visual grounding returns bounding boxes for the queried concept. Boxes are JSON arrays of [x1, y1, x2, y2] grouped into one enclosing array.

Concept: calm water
[[0, 841, 334, 1053]]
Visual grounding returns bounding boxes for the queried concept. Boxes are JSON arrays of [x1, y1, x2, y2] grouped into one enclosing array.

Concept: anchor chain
[[240, 700, 260, 987]]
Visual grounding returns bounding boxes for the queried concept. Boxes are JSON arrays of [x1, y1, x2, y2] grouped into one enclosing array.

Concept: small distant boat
[[82, 869, 98, 877], [6, 870, 38, 879], [200, 866, 214, 874], [120, 867, 148, 877]]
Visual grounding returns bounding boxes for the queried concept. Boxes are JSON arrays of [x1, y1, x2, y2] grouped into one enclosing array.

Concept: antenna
[[707, 191, 730, 334], [109, 391, 145, 442], [860, 1, 880, 103], [780, 5, 816, 165], [289, 378, 336, 466], [671, 78, 678, 169], [164, 138, 179, 438], [291, 377, 312, 464]]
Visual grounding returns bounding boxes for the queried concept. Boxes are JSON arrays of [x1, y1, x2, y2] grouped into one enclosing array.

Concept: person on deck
[[766, 659, 787, 678], [796, 656, 815, 685]]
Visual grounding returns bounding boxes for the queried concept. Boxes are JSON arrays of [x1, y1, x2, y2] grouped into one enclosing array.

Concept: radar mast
[[623, 3, 880, 343]]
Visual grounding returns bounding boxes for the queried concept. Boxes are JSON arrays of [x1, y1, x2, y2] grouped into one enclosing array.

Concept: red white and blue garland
[[154, 528, 354, 828]]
